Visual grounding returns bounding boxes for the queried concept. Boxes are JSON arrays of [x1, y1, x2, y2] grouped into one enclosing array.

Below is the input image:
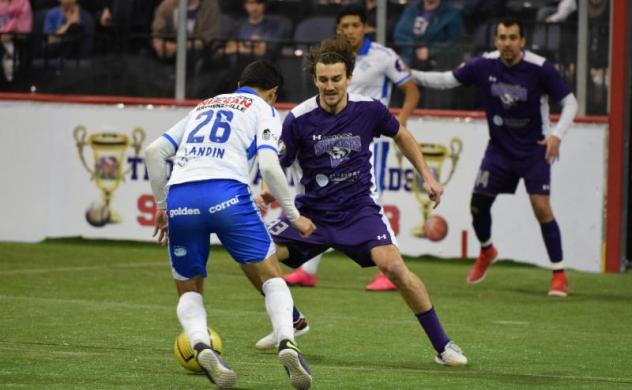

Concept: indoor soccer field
[[0, 238, 631, 389]]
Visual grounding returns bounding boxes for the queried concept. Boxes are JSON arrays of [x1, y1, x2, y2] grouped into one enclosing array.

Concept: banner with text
[[0, 101, 606, 272]]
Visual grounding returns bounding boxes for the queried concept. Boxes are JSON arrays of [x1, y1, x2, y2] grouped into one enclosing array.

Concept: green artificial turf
[[0, 238, 631, 389]]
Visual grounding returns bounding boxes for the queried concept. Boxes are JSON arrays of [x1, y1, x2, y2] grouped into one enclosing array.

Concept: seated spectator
[[0, 0, 32, 81], [151, 0, 220, 61], [94, 0, 161, 54], [224, 0, 290, 59], [537, 0, 577, 23], [393, 0, 464, 68], [43, 0, 94, 59]]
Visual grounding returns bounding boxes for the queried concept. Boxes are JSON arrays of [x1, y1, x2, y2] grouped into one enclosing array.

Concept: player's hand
[[255, 190, 276, 212], [539, 135, 561, 164], [153, 209, 168, 246], [291, 216, 316, 238], [423, 175, 444, 208]]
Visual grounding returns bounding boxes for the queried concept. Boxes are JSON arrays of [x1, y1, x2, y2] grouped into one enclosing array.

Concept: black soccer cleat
[[194, 343, 236, 389], [278, 339, 312, 390]]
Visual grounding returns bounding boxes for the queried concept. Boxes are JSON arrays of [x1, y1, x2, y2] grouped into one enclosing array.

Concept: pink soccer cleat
[[365, 272, 397, 291], [548, 272, 569, 297], [283, 268, 317, 287], [467, 246, 498, 284]]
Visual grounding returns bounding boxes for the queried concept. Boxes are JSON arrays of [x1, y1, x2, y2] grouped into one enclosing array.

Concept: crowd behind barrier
[[0, 0, 610, 114]]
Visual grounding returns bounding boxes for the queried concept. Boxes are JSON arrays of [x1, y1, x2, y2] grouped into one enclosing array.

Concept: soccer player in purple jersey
[[257, 37, 468, 366], [412, 17, 578, 296], [283, 4, 421, 292]]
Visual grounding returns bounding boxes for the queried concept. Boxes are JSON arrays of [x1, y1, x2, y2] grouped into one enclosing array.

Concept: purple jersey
[[280, 93, 400, 218], [453, 50, 571, 159]]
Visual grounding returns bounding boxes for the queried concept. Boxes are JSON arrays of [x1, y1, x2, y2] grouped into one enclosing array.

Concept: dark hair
[[306, 37, 355, 78], [243, 0, 267, 4], [238, 60, 283, 91], [495, 17, 524, 38], [336, 4, 367, 25]]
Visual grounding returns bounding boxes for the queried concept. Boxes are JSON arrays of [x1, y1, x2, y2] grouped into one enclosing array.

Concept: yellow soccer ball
[[173, 328, 224, 372]]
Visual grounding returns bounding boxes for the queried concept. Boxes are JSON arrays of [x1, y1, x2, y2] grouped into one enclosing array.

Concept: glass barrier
[[0, 9, 610, 115]]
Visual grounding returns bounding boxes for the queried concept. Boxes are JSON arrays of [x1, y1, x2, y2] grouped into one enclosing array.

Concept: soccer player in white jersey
[[283, 4, 420, 292], [145, 60, 315, 390]]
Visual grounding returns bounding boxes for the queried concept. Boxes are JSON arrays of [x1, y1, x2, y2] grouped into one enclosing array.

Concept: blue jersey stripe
[[247, 138, 257, 159], [381, 76, 390, 99], [394, 74, 411, 86], [257, 145, 278, 153], [162, 133, 178, 150]]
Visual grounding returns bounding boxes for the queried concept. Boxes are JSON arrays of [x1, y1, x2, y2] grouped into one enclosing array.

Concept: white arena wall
[[0, 99, 608, 272]]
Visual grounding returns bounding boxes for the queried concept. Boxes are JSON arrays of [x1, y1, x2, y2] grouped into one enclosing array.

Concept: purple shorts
[[268, 205, 396, 268], [473, 144, 551, 195]]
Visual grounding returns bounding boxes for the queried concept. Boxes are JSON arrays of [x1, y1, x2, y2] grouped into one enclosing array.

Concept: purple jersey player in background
[[256, 37, 468, 366], [412, 17, 578, 297]]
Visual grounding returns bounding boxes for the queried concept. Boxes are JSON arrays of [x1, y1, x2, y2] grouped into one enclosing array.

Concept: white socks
[[262, 277, 294, 343], [301, 255, 322, 275], [177, 291, 210, 348]]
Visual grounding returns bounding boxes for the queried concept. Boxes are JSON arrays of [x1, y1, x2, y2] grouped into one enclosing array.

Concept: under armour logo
[[312, 134, 322, 140], [489, 76, 497, 82], [377, 234, 387, 240]]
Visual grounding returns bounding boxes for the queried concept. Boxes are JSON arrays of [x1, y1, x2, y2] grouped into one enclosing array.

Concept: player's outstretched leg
[[371, 245, 468, 366], [278, 339, 312, 390], [195, 343, 237, 389]]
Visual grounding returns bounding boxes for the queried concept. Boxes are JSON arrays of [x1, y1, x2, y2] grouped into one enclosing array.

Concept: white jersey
[[163, 87, 281, 187], [349, 37, 412, 106]]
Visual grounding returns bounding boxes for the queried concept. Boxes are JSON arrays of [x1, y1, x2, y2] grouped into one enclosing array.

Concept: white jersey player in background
[[145, 60, 315, 390], [282, 4, 420, 292]]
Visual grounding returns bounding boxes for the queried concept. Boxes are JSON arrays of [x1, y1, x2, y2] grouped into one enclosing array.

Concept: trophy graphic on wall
[[73, 126, 145, 227], [398, 138, 462, 240]]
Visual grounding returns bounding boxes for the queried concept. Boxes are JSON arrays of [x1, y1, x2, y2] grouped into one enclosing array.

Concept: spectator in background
[[364, 0, 400, 43], [95, 0, 160, 54], [0, 0, 32, 82], [152, 0, 220, 61], [537, 0, 577, 23], [224, 0, 290, 60], [43, 0, 94, 59], [587, 0, 609, 114], [393, 0, 464, 68]]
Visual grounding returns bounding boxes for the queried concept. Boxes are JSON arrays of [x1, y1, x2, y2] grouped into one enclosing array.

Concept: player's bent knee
[[470, 193, 495, 216]]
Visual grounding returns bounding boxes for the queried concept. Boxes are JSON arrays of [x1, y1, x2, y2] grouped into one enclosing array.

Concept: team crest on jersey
[[313, 133, 361, 168], [491, 82, 527, 108]]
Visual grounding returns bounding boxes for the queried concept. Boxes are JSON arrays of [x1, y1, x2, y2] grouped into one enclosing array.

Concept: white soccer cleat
[[195, 344, 237, 389], [256, 321, 310, 350], [434, 341, 468, 366]]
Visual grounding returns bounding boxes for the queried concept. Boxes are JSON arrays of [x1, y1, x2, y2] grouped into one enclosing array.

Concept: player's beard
[[501, 49, 520, 65]]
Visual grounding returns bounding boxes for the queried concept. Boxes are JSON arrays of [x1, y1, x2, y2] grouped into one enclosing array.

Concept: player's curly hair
[[306, 36, 355, 78]]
